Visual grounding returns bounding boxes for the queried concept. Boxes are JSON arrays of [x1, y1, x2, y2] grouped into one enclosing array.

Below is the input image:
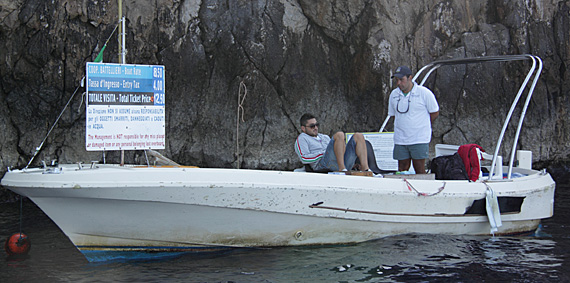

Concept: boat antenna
[[118, 0, 124, 64], [118, 0, 126, 165], [24, 23, 120, 169], [25, 84, 84, 169], [95, 24, 119, 63]]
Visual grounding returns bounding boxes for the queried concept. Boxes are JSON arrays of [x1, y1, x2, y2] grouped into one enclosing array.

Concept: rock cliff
[[0, 0, 568, 173]]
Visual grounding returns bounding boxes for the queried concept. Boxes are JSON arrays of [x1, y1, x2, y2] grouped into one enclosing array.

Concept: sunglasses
[[305, 123, 319, 129]]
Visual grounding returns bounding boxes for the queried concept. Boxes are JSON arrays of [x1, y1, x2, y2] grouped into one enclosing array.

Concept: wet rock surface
[[0, 0, 568, 177]]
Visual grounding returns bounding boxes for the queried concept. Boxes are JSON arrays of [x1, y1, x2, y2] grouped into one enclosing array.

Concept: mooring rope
[[19, 196, 23, 238], [404, 178, 446, 196], [236, 80, 247, 169]]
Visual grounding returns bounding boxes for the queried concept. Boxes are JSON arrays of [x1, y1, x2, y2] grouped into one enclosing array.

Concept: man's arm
[[430, 111, 439, 123], [295, 135, 324, 164]]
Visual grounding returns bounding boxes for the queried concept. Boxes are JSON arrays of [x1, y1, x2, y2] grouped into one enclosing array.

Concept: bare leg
[[333, 131, 346, 170], [353, 133, 369, 171], [412, 159, 426, 174], [398, 159, 411, 172]]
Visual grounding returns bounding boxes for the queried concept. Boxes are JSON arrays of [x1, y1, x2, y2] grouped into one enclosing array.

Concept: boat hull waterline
[[1, 164, 555, 262]]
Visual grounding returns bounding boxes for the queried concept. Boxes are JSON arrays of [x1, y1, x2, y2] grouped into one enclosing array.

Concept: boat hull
[[1, 165, 555, 262]]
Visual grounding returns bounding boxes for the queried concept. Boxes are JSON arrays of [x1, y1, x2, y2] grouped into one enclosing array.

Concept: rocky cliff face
[[0, 0, 568, 173]]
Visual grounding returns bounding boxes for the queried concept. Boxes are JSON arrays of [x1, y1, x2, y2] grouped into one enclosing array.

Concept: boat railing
[[380, 55, 543, 180]]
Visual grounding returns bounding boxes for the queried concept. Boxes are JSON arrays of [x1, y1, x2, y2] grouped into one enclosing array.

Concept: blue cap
[[392, 66, 413, 78]]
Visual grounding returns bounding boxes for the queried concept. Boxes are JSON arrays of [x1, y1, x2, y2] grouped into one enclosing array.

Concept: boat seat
[[293, 167, 306, 172], [302, 164, 329, 173], [291, 165, 328, 173]]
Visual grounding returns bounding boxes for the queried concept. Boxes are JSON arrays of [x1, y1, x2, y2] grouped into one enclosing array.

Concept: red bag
[[458, 144, 484, 182]]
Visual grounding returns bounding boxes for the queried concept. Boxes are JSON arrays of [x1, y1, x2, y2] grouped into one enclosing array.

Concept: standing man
[[295, 113, 370, 172], [388, 66, 439, 173]]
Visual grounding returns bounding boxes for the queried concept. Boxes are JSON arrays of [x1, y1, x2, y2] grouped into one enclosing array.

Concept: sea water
[[1, 184, 569, 282]]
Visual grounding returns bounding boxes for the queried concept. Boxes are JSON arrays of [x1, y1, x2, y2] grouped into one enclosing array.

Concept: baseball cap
[[392, 66, 413, 78]]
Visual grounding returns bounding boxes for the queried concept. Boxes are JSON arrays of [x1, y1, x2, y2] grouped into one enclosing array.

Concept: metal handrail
[[488, 55, 536, 179], [506, 56, 543, 178]]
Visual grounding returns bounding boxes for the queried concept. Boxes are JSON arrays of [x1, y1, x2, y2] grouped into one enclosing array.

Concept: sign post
[[85, 63, 166, 151]]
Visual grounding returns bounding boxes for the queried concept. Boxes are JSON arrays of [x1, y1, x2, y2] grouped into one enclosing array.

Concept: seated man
[[294, 113, 370, 172]]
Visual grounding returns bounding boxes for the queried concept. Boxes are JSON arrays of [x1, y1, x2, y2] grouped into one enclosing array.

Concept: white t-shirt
[[388, 82, 439, 145]]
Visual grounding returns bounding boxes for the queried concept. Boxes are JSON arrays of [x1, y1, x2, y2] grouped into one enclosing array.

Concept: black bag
[[430, 153, 469, 180]]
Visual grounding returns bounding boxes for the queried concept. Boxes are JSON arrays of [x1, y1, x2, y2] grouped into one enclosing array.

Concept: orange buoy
[[5, 232, 31, 256]]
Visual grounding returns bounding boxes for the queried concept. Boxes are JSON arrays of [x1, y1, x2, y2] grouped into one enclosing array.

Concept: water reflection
[[314, 234, 564, 282]]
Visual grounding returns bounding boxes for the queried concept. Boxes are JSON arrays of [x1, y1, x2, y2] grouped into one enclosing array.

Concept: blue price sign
[[86, 63, 165, 106], [85, 63, 166, 151]]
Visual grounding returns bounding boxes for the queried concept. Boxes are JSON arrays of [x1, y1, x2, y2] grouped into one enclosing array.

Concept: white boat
[[1, 54, 555, 262]]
